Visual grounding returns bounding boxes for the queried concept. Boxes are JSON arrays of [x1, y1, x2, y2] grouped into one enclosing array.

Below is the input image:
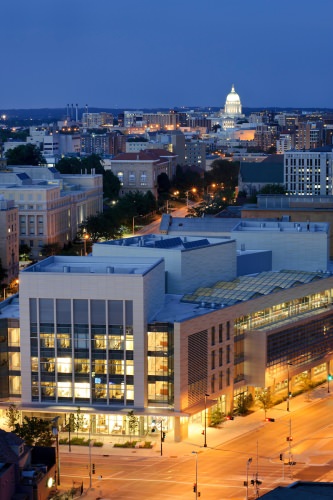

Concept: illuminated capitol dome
[[224, 84, 242, 117], [209, 83, 244, 131]]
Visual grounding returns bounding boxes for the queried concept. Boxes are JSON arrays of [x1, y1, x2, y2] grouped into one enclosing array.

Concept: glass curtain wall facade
[[147, 323, 174, 407], [30, 298, 134, 405]]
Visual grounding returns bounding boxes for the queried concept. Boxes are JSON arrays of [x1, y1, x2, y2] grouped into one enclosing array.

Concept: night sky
[[1, 0, 332, 109]]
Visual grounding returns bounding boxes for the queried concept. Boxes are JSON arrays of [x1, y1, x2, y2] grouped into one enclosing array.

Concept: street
[[57, 394, 333, 499]]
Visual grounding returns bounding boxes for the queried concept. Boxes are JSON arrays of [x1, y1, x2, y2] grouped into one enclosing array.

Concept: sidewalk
[[60, 383, 330, 461]]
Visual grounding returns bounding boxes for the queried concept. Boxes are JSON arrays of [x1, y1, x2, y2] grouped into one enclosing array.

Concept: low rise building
[[160, 215, 329, 273], [109, 150, 177, 198], [0, 197, 19, 285], [0, 165, 103, 259]]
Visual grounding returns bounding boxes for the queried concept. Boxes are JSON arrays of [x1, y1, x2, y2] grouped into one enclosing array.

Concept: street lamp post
[[89, 437, 92, 488], [132, 215, 141, 235], [287, 362, 293, 411], [204, 393, 210, 447], [246, 457, 252, 500], [51, 417, 60, 487], [83, 233, 89, 256], [192, 451, 198, 500], [185, 188, 196, 208]]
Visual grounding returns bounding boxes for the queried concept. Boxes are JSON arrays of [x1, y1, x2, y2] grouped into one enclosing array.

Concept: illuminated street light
[[83, 233, 89, 256], [185, 188, 197, 208], [51, 417, 60, 486], [245, 457, 252, 500], [204, 393, 210, 447], [287, 362, 293, 411], [192, 451, 198, 500], [132, 214, 142, 235]]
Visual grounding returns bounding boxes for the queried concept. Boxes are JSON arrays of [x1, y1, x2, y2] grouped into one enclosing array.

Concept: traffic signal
[[193, 483, 197, 492], [265, 418, 275, 422], [92, 463, 95, 474], [328, 374, 332, 381], [286, 436, 293, 441], [251, 479, 255, 485], [280, 453, 283, 461], [162, 432, 166, 442]]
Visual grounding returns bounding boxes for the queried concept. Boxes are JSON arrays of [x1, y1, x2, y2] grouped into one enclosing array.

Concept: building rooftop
[[151, 269, 331, 323], [182, 269, 329, 307], [0, 294, 20, 319], [160, 214, 239, 234], [232, 220, 328, 233], [22, 255, 163, 276], [160, 215, 328, 235], [97, 234, 231, 251], [261, 481, 333, 499]]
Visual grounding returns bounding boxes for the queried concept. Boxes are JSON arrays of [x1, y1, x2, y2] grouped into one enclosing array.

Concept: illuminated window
[[57, 357, 72, 373], [74, 382, 90, 399], [58, 382, 72, 398]]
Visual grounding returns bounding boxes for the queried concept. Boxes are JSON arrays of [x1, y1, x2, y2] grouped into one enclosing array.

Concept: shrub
[[209, 409, 225, 427], [142, 441, 152, 448], [114, 441, 138, 448], [93, 441, 103, 447]]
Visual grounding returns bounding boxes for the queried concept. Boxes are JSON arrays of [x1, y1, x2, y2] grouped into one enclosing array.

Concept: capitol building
[[209, 84, 245, 130]]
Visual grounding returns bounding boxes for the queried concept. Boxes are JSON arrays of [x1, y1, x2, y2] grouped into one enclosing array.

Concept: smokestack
[[71, 104, 74, 119], [76, 104, 78, 122]]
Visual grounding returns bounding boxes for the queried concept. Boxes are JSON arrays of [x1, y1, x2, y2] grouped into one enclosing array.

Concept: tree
[[79, 211, 123, 243], [5, 143, 45, 165], [40, 242, 61, 257], [157, 172, 171, 196], [205, 159, 240, 194], [257, 389, 274, 419], [55, 156, 82, 174], [73, 407, 86, 436], [5, 403, 20, 430], [115, 191, 157, 228], [13, 416, 55, 446], [56, 155, 121, 200], [103, 170, 121, 200], [298, 373, 314, 401], [19, 244, 31, 261], [209, 408, 225, 427], [127, 410, 139, 442], [212, 124, 221, 133], [259, 184, 286, 195], [235, 393, 253, 416]]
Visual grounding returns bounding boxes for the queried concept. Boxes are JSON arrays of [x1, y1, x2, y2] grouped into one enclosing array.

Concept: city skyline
[[1, 0, 332, 110]]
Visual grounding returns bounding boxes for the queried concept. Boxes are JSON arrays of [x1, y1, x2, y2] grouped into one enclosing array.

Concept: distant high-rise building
[[296, 121, 323, 150], [184, 140, 206, 169], [82, 112, 113, 129], [254, 125, 278, 152], [284, 147, 333, 195]]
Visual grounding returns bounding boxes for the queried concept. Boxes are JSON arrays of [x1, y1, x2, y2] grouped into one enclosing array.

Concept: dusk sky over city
[[2, 0, 332, 110]]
